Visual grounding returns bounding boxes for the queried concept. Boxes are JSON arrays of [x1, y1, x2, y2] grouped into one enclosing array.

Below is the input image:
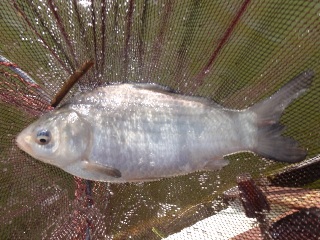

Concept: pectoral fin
[[83, 161, 122, 178]]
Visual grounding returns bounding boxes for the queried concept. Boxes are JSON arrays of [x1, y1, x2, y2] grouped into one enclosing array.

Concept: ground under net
[[0, 1, 319, 239]]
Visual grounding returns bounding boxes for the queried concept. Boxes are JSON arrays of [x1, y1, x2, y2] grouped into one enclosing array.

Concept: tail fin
[[249, 70, 314, 163]]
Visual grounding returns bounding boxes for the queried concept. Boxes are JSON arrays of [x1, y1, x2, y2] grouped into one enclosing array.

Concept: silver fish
[[16, 71, 314, 183]]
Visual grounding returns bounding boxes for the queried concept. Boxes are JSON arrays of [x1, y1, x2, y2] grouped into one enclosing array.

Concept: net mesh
[[0, 0, 319, 239]]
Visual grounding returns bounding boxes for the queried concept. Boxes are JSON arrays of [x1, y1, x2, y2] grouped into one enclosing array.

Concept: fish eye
[[36, 130, 51, 145]]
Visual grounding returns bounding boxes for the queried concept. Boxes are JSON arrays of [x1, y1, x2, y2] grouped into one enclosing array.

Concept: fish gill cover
[[0, 0, 319, 239]]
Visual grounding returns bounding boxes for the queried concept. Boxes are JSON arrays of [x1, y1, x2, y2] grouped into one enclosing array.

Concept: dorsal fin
[[133, 83, 175, 94], [133, 83, 223, 108]]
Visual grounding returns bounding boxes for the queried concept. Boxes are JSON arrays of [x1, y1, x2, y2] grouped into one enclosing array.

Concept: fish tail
[[249, 70, 314, 163]]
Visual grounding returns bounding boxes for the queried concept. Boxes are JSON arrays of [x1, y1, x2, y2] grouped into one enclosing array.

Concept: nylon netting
[[0, 1, 319, 239]]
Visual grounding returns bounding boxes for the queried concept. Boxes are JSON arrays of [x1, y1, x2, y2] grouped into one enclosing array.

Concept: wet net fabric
[[0, 1, 319, 239]]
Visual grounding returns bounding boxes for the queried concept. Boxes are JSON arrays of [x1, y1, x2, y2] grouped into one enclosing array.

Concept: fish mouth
[[16, 132, 32, 154]]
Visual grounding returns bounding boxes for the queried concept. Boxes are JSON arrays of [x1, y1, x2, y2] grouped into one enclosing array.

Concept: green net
[[0, 1, 319, 239]]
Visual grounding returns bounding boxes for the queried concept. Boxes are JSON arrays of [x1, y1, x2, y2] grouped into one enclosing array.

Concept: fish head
[[16, 109, 91, 168]]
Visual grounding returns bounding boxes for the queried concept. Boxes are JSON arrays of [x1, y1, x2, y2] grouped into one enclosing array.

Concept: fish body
[[16, 71, 314, 182]]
